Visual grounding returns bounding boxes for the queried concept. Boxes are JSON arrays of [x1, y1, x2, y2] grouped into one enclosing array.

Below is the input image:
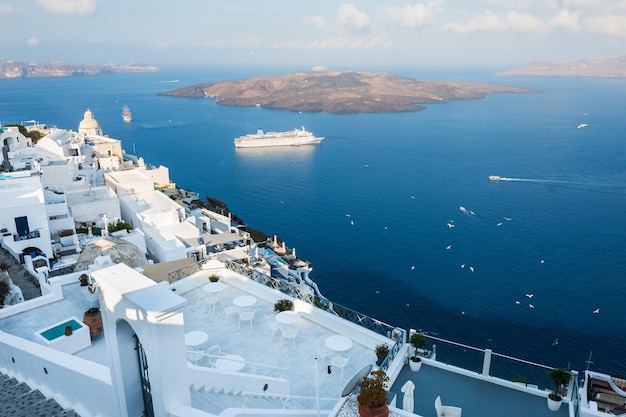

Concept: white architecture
[[78, 109, 103, 136]]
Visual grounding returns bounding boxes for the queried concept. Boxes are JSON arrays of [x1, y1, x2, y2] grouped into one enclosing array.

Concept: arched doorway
[[115, 319, 153, 417]]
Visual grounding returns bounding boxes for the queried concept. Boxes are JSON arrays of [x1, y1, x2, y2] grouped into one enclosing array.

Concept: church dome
[[78, 109, 102, 135], [74, 237, 148, 272]]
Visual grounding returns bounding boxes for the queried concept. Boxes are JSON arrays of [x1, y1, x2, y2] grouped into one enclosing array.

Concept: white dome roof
[[78, 109, 101, 131]]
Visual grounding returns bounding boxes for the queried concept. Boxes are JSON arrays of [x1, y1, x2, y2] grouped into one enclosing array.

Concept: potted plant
[[274, 298, 294, 312], [409, 332, 427, 372], [208, 273, 220, 282], [79, 273, 89, 286], [357, 369, 389, 417], [375, 344, 389, 366], [547, 367, 572, 411]]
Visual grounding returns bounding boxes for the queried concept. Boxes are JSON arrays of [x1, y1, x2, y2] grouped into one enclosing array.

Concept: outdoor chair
[[223, 302, 238, 324], [205, 344, 223, 366], [435, 395, 462, 417], [280, 326, 298, 350], [330, 355, 350, 382], [237, 309, 256, 331], [315, 338, 332, 365], [204, 294, 222, 314], [265, 315, 280, 341]]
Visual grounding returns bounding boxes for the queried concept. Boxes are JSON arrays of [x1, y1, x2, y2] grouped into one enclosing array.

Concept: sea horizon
[[1, 66, 625, 378]]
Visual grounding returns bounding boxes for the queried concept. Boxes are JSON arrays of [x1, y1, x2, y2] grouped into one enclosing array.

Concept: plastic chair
[[315, 338, 332, 365], [237, 309, 256, 331], [265, 315, 280, 340], [435, 395, 462, 417], [280, 326, 298, 350], [223, 302, 238, 324], [205, 344, 222, 366], [330, 355, 350, 382], [204, 294, 222, 314]]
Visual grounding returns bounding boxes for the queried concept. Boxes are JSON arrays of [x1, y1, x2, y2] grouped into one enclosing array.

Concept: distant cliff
[[158, 71, 536, 114], [0, 61, 159, 78], [500, 56, 626, 77]]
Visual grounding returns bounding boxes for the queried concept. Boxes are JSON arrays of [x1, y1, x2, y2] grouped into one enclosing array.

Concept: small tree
[[409, 332, 427, 360], [548, 368, 572, 401]]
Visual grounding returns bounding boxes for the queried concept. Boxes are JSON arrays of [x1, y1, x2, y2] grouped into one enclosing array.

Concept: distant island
[[500, 55, 626, 77], [157, 71, 536, 114], [0, 60, 159, 78]]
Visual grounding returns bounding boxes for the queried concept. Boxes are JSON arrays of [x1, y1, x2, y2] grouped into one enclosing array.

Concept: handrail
[[186, 350, 287, 378], [167, 258, 207, 283], [224, 260, 404, 342]]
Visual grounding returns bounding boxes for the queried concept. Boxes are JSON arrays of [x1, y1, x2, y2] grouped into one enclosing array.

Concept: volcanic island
[[158, 71, 536, 114]]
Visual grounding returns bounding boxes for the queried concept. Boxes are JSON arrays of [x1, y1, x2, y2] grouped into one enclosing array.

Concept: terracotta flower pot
[[64, 325, 73, 336], [358, 403, 389, 417]]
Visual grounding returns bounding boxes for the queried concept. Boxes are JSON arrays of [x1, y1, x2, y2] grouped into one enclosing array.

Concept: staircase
[[189, 384, 320, 414], [0, 371, 82, 417]]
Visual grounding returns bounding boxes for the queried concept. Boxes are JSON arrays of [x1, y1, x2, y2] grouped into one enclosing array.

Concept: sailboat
[[122, 105, 132, 122]]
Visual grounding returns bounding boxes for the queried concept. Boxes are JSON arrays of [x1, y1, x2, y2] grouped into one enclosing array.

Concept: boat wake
[[489, 175, 626, 196]]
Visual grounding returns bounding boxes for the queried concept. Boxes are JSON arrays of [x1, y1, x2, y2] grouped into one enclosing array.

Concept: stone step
[[0, 370, 82, 417]]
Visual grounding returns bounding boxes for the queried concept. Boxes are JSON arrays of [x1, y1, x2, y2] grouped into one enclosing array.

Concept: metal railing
[[186, 350, 287, 379], [224, 260, 405, 342], [424, 333, 578, 393], [167, 258, 207, 283]]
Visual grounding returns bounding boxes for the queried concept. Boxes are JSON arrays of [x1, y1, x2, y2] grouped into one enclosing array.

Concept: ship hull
[[234, 128, 323, 148]]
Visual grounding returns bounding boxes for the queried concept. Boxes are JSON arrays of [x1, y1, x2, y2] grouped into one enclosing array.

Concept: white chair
[[186, 348, 204, 365], [280, 326, 298, 350], [435, 395, 462, 417], [205, 344, 222, 366], [238, 309, 256, 331], [265, 315, 280, 340], [330, 355, 350, 382], [315, 338, 332, 365], [223, 302, 238, 324], [204, 294, 222, 314]]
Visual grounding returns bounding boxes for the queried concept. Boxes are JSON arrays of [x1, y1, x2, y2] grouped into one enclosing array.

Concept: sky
[[1, 0, 625, 71]]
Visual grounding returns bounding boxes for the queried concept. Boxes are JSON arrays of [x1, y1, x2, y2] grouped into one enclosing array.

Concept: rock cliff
[[158, 71, 536, 114]]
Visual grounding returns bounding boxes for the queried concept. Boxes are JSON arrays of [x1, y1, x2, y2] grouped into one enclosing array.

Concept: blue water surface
[[1, 67, 625, 376]]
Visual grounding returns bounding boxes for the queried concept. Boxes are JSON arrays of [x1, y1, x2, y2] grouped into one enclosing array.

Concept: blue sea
[[2, 67, 625, 377]]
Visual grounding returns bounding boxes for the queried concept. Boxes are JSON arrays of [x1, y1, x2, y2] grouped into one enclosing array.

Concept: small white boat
[[122, 105, 132, 122]]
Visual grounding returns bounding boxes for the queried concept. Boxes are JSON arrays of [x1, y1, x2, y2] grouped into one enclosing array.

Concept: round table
[[233, 295, 257, 308], [215, 354, 245, 372], [203, 282, 225, 293], [275, 311, 301, 325], [325, 335, 353, 352], [184, 331, 208, 347]]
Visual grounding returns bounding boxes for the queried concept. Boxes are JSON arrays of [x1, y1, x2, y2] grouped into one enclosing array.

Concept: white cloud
[[27, 37, 39, 47], [338, 4, 371, 31], [35, 0, 97, 15], [548, 9, 582, 31], [442, 11, 507, 34], [307, 16, 327, 29], [583, 14, 626, 37], [0, 4, 15, 15], [505, 11, 545, 33], [379, 1, 442, 29]]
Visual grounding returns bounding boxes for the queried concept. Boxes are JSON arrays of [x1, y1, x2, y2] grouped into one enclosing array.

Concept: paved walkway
[[0, 246, 42, 301]]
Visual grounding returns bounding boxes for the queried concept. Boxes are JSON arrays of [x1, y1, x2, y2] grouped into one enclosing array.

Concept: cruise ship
[[233, 126, 324, 148], [0, 112, 623, 417]]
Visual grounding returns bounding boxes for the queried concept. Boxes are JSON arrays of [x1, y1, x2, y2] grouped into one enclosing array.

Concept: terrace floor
[[1, 269, 574, 417]]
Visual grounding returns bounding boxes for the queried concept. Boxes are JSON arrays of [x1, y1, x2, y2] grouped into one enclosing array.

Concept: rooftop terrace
[[0, 259, 579, 417]]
